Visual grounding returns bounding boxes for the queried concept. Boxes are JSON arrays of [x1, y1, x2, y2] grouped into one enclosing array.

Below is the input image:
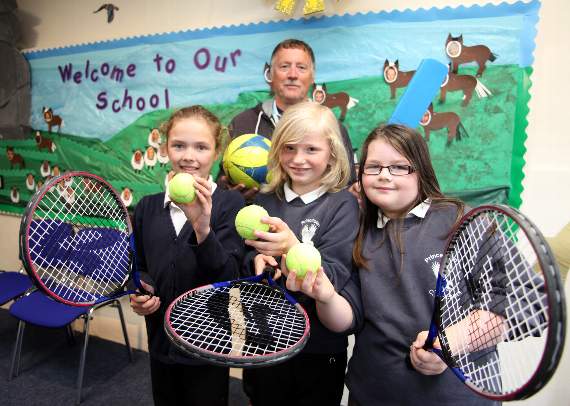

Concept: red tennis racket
[[165, 270, 310, 368], [424, 205, 566, 401], [19, 171, 148, 306]]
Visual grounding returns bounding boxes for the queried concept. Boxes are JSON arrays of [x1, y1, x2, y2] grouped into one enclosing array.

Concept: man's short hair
[[270, 39, 315, 66]]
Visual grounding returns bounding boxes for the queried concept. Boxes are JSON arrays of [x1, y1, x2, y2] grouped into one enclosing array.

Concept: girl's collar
[[284, 182, 327, 204], [376, 199, 431, 229]]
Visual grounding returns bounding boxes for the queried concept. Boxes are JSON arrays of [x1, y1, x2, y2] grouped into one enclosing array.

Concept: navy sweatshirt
[[133, 188, 245, 364], [245, 188, 360, 354], [341, 204, 499, 406]]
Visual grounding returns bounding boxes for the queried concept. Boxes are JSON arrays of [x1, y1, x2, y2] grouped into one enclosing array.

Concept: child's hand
[[177, 175, 212, 243], [282, 257, 336, 304], [245, 216, 299, 257], [129, 280, 160, 316], [409, 331, 447, 375], [253, 254, 281, 279]]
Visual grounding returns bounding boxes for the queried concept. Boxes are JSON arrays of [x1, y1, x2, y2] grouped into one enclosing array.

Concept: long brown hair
[[353, 124, 464, 271]]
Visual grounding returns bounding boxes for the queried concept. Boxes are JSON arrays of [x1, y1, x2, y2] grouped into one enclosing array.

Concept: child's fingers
[[260, 216, 290, 231], [245, 239, 286, 257], [280, 254, 289, 277], [138, 280, 155, 295], [130, 294, 161, 315], [410, 347, 446, 374], [130, 293, 151, 303], [412, 330, 429, 349], [254, 254, 277, 275], [301, 270, 317, 291], [285, 270, 301, 291]]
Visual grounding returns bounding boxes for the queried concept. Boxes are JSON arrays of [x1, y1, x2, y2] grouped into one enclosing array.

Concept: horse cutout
[[35, 131, 57, 152], [311, 83, 359, 121], [383, 59, 415, 99], [6, 147, 25, 169], [440, 63, 492, 106], [445, 34, 497, 77], [42, 107, 64, 133], [420, 103, 468, 146]]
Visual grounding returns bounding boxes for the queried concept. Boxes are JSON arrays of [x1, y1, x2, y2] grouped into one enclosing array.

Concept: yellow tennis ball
[[286, 243, 322, 278], [235, 204, 270, 240], [168, 173, 196, 204]]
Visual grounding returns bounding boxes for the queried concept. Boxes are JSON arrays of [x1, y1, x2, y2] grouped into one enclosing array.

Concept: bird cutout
[[93, 3, 119, 23]]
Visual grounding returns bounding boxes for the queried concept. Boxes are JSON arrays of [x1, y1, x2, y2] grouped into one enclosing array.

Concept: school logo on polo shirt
[[300, 218, 320, 244]]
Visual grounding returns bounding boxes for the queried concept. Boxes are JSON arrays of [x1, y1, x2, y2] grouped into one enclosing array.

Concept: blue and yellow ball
[[222, 133, 271, 189]]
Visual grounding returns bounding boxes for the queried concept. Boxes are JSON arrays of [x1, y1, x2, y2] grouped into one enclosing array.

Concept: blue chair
[[8, 290, 133, 405], [0, 270, 33, 306]]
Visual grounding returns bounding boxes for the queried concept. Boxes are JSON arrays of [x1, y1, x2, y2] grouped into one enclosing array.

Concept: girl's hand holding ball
[[168, 172, 212, 243]]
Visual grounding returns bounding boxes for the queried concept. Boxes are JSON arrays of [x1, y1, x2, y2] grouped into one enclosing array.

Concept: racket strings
[[169, 281, 307, 361], [438, 210, 550, 396], [27, 175, 131, 303]]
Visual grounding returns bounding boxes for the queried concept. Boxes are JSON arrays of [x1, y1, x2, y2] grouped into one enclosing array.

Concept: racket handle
[[423, 324, 438, 350], [263, 266, 277, 280]]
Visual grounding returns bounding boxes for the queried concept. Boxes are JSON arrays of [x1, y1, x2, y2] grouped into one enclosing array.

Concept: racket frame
[[425, 204, 566, 401], [164, 272, 310, 368], [19, 171, 136, 306]]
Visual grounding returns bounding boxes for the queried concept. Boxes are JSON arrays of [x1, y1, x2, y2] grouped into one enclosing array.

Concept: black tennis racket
[[424, 204, 566, 401], [165, 270, 310, 368], [19, 171, 148, 306]]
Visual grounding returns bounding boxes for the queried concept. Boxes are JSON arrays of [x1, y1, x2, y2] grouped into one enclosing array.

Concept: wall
[[2, 0, 569, 403], [2, 0, 568, 269]]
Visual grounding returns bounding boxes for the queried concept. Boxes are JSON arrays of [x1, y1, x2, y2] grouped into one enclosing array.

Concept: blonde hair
[[160, 105, 228, 154], [262, 101, 350, 198]]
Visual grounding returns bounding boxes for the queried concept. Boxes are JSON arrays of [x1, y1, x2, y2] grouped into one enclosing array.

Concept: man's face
[[270, 47, 314, 110]]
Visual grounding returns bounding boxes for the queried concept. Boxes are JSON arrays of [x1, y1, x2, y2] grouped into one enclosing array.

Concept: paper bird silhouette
[[93, 3, 119, 23]]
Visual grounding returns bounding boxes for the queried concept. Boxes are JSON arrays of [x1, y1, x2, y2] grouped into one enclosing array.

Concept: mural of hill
[[0, 64, 529, 215]]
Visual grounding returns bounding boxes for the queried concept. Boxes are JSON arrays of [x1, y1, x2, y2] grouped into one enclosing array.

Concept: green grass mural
[[0, 64, 530, 215]]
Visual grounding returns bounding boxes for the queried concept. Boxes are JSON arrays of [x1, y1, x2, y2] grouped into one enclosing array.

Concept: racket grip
[[263, 266, 277, 279], [423, 325, 438, 350]]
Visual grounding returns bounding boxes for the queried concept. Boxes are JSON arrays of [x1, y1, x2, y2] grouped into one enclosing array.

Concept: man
[[220, 38, 357, 200]]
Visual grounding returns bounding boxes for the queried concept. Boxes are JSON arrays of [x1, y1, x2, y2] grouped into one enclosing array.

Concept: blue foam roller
[[388, 59, 448, 128]]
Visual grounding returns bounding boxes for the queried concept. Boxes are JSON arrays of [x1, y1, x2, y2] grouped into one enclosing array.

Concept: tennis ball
[[286, 243, 321, 278], [235, 204, 270, 240], [168, 173, 196, 204]]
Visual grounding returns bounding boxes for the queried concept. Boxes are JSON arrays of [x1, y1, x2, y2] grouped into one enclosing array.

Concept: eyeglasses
[[362, 164, 415, 176]]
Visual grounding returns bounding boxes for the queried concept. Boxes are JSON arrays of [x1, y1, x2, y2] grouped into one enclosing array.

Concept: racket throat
[[228, 287, 246, 356]]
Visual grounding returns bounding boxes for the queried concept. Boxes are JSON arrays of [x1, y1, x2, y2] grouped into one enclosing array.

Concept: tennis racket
[[164, 269, 310, 368], [424, 204, 566, 401], [19, 171, 148, 306]]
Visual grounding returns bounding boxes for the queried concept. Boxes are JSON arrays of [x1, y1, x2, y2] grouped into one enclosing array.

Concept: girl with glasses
[[283, 124, 497, 405]]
